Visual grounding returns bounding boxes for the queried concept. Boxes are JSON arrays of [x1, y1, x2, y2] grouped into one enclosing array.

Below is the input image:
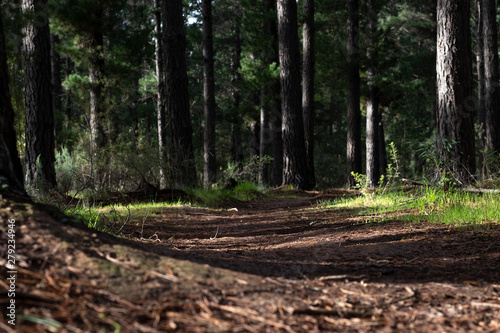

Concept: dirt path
[[1, 192, 500, 332]]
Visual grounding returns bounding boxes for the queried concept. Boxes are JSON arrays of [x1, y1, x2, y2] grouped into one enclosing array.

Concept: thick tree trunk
[[436, 0, 475, 184], [262, 0, 282, 187], [346, 0, 362, 188], [202, 0, 216, 188], [22, 0, 56, 188], [481, 0, 500, 154], [302, 0, 316, 188], [277, 0, 312, 190], [163, 0, 197, 188], [0, 7, 25, 195]]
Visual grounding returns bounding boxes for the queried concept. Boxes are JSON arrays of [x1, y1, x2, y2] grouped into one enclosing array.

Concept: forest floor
[[1, 188, 500, 332]]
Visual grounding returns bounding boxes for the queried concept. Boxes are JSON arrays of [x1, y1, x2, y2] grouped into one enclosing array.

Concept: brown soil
[[1, 189, 500, 332]]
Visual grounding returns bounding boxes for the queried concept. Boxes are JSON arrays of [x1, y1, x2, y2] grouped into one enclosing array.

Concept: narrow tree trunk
[[436, 0, 475, 184], [365, 0, 380, 189], [277, 0, 312, 190], [377, 110, 387, 177], [230, 10, 243, 167], [88, 31, 106, 161], [202, 0, 216, 188], [0, 7, 25, 195], [476, 0, 486, 177], [50, 33, 64, 142], [346, 0, 362, 188], [22, 0, 57, 188], [481, 0, 500, 154], [154, 0, 166, 188], [302, 0, 316, 188], [259, 85, 269, 185], [163, 0, 197, 188]]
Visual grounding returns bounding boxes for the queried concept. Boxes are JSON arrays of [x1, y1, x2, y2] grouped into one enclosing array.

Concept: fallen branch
[[459, 188, 500, 194]]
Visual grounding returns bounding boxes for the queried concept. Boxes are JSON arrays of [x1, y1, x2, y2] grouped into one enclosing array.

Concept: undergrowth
[[67, 182, 266, 233], [319, 187, 500, 227]]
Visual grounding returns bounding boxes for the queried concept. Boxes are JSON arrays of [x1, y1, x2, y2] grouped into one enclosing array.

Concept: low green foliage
[[187, 181, 265, 206], [319, 187, 500, 227], [68, 182, 265, 232]]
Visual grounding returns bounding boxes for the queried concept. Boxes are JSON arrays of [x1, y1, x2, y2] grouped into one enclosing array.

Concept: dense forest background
[[1, 0, 499, 198]]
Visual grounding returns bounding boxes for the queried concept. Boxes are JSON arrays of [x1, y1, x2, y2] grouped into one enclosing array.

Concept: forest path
[[133, 191, 500, 283], [3, 191, 500, 332]]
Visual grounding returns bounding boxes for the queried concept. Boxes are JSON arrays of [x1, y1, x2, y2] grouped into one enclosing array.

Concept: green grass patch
[[66, 182, 266, 232], [66, 200, 188, 233], [318, 187, 500, 227]]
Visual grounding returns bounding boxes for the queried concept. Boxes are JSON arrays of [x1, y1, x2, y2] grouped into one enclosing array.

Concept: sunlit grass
[[318, 187, 500, 227], [67, 182, 266, 232], [66, 200, 190, 233]]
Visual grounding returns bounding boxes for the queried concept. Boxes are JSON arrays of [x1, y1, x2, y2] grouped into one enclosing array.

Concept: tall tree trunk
[[88, 31, 106, 163], [302, 0, 316, 188], [365, 0, 380, 189], [481, 0, 500, 154], [263, 0, 282, 187], [163, 0, 197, 188], [22, 0, 57, 188], [202, 0, 216, 188], [154, 0, 166, 188], [50, 33, 64, 143], [0, 6, 25, 195], [277, 0, 312, 190], [377, 110, 387, 177], [436, 0, 475, 184], [476, 0, 486, 177], [259, 87, 269, 185], [346, 0, 362, 188], [230, 9, 243, 167]]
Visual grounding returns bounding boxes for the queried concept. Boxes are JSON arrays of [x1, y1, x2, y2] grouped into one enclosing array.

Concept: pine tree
[[302, 0, 316, 188], [481, 0, 500, 154], [202, 0, 216, 188], [436, 0, 475, 184], [0, 6, 25, 195], [22, 0, 57, 188], [163, 0, 197, 187], [346, 0, 362, 188], [277, 0, 312, 190]]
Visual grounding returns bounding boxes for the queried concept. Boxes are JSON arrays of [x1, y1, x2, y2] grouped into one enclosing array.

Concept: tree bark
[[230, 7, 243, 167], [475, 0, 486, 176], [302, 0, 316, 188], [154, 0, 166, 188], [50, 33, 64, 141], [163, 0, 197, 188], [88, 30, 106, 159], [277, 0, 312, 190], [262, 0, 282, 187], [346, 0, 362, 188], [365, 0, 380, 189], [22, 0, 57, 188], [0, 6, 25, 195], [436, 0, 475, 184], [481, 0, 500, 154], [202, 0, 216, 188]]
